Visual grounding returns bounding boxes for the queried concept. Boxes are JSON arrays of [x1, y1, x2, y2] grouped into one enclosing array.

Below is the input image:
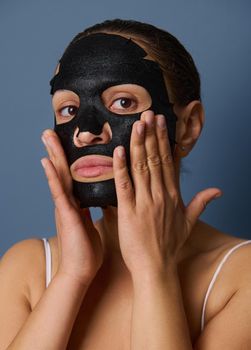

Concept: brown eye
[[60, 105, 78, 118], [120, 98, 132, 108], [112, 97, 135, 110]]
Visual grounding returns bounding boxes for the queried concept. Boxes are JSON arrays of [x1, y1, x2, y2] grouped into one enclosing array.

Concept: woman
[[1, 19, 251, 349]]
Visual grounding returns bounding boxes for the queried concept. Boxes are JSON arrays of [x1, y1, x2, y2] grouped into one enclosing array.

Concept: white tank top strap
[[200, 239, 251, 332], [42, 238, 52, 288]]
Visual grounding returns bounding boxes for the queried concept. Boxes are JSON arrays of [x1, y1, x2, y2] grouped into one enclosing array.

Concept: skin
[[38, 95, 251, 348], [49, 80, 218, 268], [1, 37, 251, 349], [38, 82, 249, 347]]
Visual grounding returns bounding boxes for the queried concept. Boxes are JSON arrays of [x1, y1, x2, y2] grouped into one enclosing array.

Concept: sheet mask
[[50, 33, 178, 208]]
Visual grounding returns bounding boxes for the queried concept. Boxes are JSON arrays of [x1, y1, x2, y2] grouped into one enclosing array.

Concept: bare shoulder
[[0, 238, 45, 282], [194, 221, 251, 319], [204, 227, 251, 276], [182, 221, 251, 343], [0, 238, 51, 307], [219, 234, 251, 287], [197, 221, 251, 287], [0, 238, 50, 347], [0, 238, 45, 272], [193, 227, 251, 348]]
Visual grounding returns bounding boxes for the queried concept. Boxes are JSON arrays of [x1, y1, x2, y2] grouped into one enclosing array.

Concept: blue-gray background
[[0, 0, 250, 257]]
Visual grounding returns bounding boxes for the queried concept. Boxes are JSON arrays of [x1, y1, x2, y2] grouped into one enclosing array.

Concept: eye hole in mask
[[52, 90, 80, 124], [101, 83, 152, 115]]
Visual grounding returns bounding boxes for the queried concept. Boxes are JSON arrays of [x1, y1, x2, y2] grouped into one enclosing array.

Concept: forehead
[[60, 33, 147, 72], [50, 33, 165, 94]]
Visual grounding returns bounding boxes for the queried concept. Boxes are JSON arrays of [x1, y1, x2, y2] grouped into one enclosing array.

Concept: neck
[[95, 206, 122, 261]]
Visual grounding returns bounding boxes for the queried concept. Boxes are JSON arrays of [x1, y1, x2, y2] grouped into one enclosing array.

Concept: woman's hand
[[41, 129, 104, 286], [113, 110, 222, 277]]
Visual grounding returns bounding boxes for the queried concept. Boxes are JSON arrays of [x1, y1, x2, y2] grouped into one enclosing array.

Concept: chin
[[72, 178, 118, 208]]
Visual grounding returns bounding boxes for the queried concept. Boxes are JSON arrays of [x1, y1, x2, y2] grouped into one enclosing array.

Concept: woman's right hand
[[40, 129, 104, 286]]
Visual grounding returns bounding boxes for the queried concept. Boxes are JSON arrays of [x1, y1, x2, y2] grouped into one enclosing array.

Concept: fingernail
[[157, 114, 166, 129], [41, 135, 48, 147], [41, 132, 51, 148], [42, 134, 53, 148], [40, 158, 46, 168], [145, 112, 154, 127], [117, 146, 125, 159], [214, 192, 222, 199], [137, 122, 145, 136]]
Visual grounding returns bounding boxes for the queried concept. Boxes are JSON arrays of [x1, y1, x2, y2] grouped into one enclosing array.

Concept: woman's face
[[52, 84, 152, 183], [50, 33, 177, 208]]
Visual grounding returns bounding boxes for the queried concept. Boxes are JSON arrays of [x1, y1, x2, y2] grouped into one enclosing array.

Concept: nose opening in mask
[[74, 121, 113, 147]]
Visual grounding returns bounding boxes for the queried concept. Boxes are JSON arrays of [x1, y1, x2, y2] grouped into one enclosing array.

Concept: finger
[[55, 207, 62, 262], [41, 157, 77, 216], [41, 129, 72, 195], [113, 146, 135, 208], [41, 130, 54, 160], [155, 114, 177, 196], [41, 129, 71, 184], [130, 119, 151, 199], [185, 188, 223, 230], [141, 111, 163, 199]]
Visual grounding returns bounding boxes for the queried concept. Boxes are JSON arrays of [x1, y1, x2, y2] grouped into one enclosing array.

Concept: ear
[[173, 100, 205, 158]]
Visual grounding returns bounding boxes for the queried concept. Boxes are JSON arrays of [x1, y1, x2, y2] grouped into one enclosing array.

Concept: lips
[[71, 155, 113, 179]]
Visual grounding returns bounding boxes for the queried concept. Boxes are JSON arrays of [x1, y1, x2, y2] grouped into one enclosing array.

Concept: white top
[[42, 238, 52, 289], [41, 237, 251, 333]]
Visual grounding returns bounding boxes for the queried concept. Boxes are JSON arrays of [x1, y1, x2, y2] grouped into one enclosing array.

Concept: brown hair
[[64, 18, 201, 106]]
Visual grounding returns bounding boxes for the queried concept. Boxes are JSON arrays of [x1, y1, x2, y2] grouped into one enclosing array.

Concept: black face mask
[[50, 33, 177, 208]]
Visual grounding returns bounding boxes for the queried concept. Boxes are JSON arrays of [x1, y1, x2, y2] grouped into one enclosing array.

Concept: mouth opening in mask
[[70, 154, 114, 183]]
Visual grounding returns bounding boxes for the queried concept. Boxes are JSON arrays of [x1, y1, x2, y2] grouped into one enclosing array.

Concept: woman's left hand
[[113, 110, 222, 276]]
